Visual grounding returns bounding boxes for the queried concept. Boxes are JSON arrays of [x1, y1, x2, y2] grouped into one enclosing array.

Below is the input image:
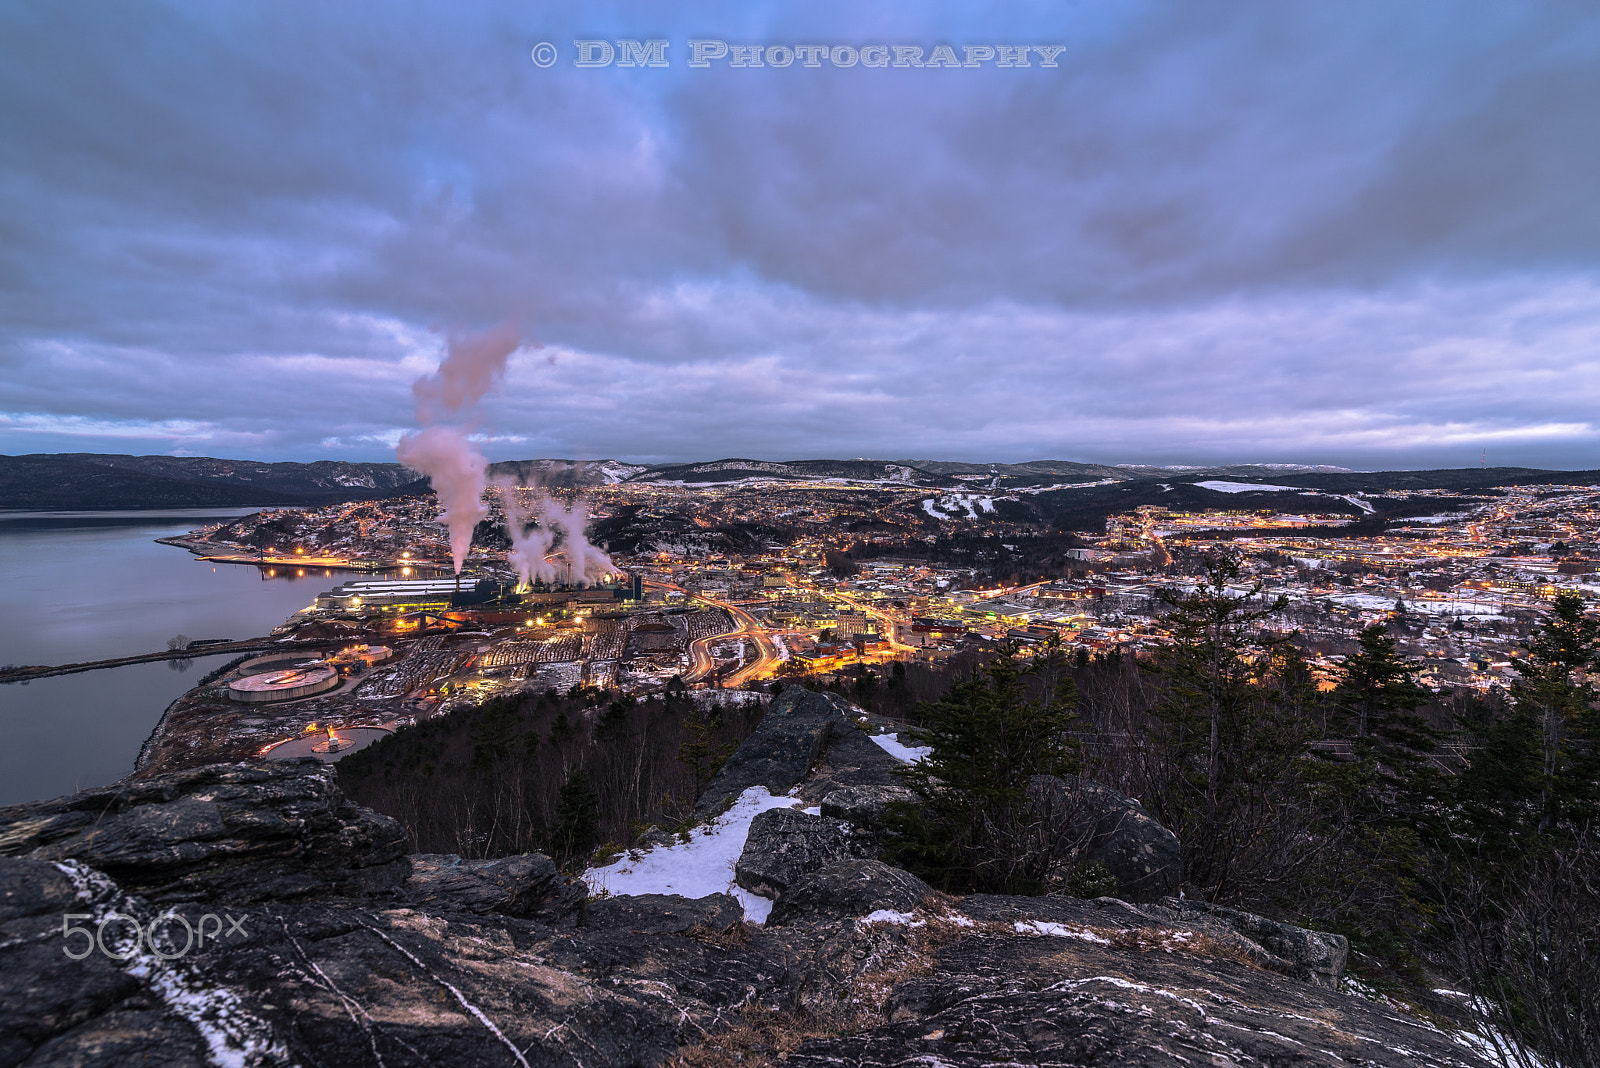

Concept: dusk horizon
[[4, 2, 1600, 470]]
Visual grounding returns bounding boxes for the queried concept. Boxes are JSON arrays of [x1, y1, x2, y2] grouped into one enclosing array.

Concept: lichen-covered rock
[[0, 740, 1480, 1067], [1028, 774, 1183, 903], [0, 758, 408, 903], [767, 860, 933, 927], [789, 926, 1483, 1068], [735, 809, 870, 897], [0, 831, 1483, 1068], [819, 784, 917, 829], [581, 892, 745, 933], [693, 688, 857, 818], [406, 852, 587, 920], [1148, 897, 1350, 988]]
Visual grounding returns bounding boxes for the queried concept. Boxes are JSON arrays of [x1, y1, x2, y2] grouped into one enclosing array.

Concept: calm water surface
[[0, 510, 358, 806]]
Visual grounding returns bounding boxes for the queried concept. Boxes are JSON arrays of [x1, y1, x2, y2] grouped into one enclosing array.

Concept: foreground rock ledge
[[0, 758, 1490, 1067]]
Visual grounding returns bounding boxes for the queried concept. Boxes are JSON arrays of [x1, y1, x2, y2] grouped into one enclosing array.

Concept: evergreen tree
[[883, 641, 1082, 893], [1333, 624, 1438, 798], [1143, 553, 1320, 899], [1301, 625, 1439, 950], [676, 704, 732, 798], [550, 767, 600, 871], [1511, 591, 1600, 833]]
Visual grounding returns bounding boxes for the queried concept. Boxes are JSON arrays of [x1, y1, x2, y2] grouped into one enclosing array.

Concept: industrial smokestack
[[395, 324, 525, 576], [396, 425, 489, 575]]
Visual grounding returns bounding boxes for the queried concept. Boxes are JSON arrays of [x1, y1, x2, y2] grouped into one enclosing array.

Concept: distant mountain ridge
[[3, 452, 1596, 509], [0, 454, 420, 510]]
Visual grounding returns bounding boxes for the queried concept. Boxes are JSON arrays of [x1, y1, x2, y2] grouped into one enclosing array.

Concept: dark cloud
[[0, 1, 1597, 468]]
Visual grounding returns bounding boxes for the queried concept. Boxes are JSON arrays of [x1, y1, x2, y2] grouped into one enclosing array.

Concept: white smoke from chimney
[[495, 479, 559, 589], [396, 425, 489, 575], [541, 497, 617, 586], [412, 324, 523, 423], [396, 324, 524, 575]]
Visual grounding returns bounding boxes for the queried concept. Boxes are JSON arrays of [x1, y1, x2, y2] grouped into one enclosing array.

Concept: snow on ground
[[924, 494, 992, 520], [870, 733, 932, 763], [1193, 480, 1305, 493], [1338, 494, 1376, 514], [771, 634, 789, 660], [860, 909, 923, 928], [1014, 479, 1121, 494], [1014, 920, 1112, 944], [583, 786, 801, 922], [1322, 592, 1507, 619]]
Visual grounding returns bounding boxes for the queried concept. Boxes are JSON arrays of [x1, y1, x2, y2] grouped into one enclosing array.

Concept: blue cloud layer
[[1, 1, 1597, 467]]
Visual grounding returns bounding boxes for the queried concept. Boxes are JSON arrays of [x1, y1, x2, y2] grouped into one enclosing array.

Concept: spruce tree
[[550, 767, 600, 871], [1511, 591, 1600, 833], [883, 641, 1082, 893], [1143, 553, 1317, 899]]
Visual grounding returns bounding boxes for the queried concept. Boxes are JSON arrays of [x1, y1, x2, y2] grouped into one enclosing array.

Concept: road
[[644, 579, 781, 686], [827, 588, 916, 654], [0, 637, 349, 683]]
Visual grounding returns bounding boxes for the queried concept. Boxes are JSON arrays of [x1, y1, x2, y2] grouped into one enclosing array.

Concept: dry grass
[[670, 1003, 878, 1068], [683, 920, 755, 949], [1106, 926, 1265, 969]]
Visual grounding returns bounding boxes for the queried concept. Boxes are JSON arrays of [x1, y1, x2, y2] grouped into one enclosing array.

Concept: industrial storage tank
[[227, 666, 340, 703]]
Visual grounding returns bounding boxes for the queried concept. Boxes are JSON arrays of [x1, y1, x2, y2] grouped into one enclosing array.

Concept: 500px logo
[[62, 911, 249, 961]]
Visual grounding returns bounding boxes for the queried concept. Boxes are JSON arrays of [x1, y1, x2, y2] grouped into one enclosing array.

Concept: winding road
[[644, 579, 781, 686]]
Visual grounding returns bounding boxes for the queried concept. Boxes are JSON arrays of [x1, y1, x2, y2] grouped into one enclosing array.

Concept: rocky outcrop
[[819, 784, 917, 829], [734, 809, 870, 897], [0, 758, 408, 903], [789, 722, 908, 803], [0, 742, 1484, 1067], [788, 906, 1482, 1068], [1146, 896, 1350, 989], [581, 892, 745, 934], [692, 688, 859, 818], [767, 859, 934, 927], [1029, 773, 1184, 903], [406, 852, 588, 920]]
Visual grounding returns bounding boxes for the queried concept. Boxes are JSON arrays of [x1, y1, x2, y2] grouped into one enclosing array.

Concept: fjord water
[[0, 510, 344, 806]]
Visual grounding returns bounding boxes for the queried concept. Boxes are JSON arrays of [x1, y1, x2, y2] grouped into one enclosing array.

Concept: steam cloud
[[395, 325, 520, 574], [495, 479, 617, 590], [397, 323, 616, 585], [397, 426, 489, 575]]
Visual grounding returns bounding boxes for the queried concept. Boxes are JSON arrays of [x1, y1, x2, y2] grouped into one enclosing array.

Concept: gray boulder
[[693, 688, 858, 818], [735, 808, 870, 897], [405, 852, 587, 919], [820, 784, 917, 829], [1028, 774, 1183, 903], [791, 724, 909, 802], [767, 860, 932, 927], [0, 758, 408, 903], [1149, 897, 1350, 988], [581, 892, 746, 933]]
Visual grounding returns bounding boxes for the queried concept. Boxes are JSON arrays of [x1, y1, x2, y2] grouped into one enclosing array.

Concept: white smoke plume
[[397, 426, 489, 575], [541, 496, 617, 586], [396, 325, 522, 575], [412, 324, 522, 423], [494, 478, 617, 590], [495, 479, 558, 587]]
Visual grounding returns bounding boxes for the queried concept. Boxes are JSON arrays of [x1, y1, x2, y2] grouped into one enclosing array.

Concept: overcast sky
[[2, 1, 1598, 470]]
